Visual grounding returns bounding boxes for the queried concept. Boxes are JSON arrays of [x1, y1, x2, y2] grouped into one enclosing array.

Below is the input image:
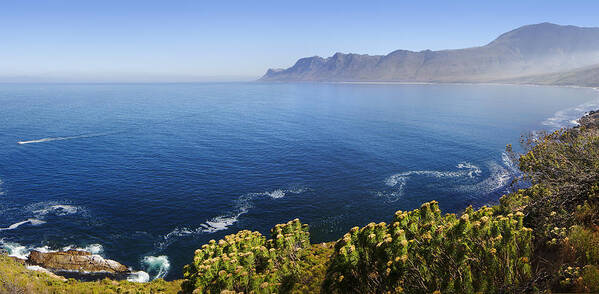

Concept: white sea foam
[[468, 152, 520, 195], [61, 243, 104, 255], [84, 244, 104, 255], [32, 204, 81, 217], [0, 240, 31, 259], [127, 271, 151, 283], [17, 132, 115, 145], [376, 157, 520, 202], [380, 163, 482, 201], [265, 189, 286, 199], [457, 162, 511, 196], [0, 241, 54, 259], [542, 94, 599, 129], [385, 162, 482, 187], [0, 203, 85, 233], [1, 240, 152, 282], [501, 151, 520, 174], [201, 215, 243, 233], [142, 255, 170, 280], [158, 187, 309, 249], [0, 218, 46, 231], [0, 239, 104, 260]]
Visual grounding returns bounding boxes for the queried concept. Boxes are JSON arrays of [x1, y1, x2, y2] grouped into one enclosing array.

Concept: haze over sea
[[0, 82, 597, 280]]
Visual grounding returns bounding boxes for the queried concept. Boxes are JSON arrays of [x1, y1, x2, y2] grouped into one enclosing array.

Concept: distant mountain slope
[[502, 64, 599, 87], [260, 23, 599, 82]]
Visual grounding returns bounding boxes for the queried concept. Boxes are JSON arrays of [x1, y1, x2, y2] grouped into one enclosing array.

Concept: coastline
[[331, 80, 599, 92], [2, 81, 598, 284], [2, 97, 599, 293]]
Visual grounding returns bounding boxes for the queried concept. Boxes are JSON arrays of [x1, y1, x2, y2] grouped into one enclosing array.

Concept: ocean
[[0, 82, 597, 280]]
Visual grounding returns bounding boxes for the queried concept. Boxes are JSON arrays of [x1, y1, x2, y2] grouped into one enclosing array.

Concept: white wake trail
[[0, 218, 46, 231], [17, 132, 116, 145]]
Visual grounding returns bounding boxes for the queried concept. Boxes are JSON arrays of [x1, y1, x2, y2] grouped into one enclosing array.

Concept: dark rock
[[578, 110, 599, 129]]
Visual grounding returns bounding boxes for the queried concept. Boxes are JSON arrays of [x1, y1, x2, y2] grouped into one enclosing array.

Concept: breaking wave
[[126, 255, 171, 282], [142, 255, 170, 280], [542, 91, 599, 129], [17, 132, 116, 145], [157, 187, 309, 250], [123, 255, 172, 282], [0, 240, 104, 260], [127, 271, 151, 283], [0, 239, 161, 283], [0, 240, 34, 259], [62, 243, 105, 255]]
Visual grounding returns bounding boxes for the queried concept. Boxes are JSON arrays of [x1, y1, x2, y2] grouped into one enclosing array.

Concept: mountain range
[[260, 23, 599, 86]]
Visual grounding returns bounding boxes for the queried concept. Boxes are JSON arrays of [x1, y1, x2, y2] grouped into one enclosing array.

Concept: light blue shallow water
[[0, 83, 597, 280]]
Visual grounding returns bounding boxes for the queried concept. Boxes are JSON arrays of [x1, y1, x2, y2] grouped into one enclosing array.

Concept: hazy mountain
[[260, 23, 599, 82]]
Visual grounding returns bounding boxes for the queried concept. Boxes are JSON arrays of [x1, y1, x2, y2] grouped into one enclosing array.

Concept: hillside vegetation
[[0, 254, 182, 294], [3, 113, 599, 293]]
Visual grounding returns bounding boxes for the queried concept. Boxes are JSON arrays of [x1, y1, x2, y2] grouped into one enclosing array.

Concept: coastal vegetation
[[0, 254, 182, 294], [3, 112, 599, 292]]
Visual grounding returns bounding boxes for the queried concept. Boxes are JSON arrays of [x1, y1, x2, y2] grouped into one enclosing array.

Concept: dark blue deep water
[[0, 83, 598, 280]]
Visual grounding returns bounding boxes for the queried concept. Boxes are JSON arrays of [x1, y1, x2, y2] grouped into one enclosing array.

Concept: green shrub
[[515, 128, 599, 239], [322, 201, 533, 294], [581, 265, 599, 292], [0, 254, 182, 294], [182, 219, 312, 293], [567, 225, 599, 265]]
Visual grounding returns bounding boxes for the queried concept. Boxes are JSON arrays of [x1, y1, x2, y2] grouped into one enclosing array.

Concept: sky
[[1, 0, 599, 82]]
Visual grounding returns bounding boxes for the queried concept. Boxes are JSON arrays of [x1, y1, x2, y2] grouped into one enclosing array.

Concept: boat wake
[[0, 218, 46, 231], [156, 187, 309, 250], [17, 132, 117, 145]]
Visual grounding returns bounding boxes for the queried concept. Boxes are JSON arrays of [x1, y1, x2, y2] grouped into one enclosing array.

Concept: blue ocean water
[[0, 82, 597, 280]]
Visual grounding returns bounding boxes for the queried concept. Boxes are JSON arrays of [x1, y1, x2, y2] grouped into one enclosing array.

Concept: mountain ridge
[[260, 23, 599, 83]]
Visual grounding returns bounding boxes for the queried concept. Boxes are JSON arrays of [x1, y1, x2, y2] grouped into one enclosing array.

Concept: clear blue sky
[[1, 0, 598, 82]]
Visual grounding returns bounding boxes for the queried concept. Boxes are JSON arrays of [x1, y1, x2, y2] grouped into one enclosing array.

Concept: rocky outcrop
[[577, 110, 599, 129], [27, 250, 129, 277]]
